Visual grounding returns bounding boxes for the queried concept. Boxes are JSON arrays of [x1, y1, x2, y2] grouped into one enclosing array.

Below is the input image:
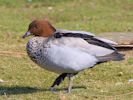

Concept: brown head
[[22, 19, 56, 38]]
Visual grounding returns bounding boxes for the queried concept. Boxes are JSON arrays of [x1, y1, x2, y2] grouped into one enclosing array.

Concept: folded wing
[[53, 30, 124, 63]]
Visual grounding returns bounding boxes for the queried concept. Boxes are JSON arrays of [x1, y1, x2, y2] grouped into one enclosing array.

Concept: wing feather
[[53, 31, 124, 62], [54, 32, 116, 50]]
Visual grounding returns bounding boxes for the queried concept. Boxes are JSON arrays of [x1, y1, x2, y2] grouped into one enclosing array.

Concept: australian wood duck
[[22, 19, 124, 93]]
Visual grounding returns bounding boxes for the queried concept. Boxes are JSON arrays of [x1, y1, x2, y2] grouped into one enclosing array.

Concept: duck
[[22, 19, 124, 93]]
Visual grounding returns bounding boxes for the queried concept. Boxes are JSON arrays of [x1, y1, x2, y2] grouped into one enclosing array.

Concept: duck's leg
[[67, 73, 77, 93], [50, 73, 67, 92]]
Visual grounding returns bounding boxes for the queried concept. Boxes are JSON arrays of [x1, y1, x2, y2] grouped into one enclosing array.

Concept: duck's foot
[[51, 73, 68, 87], [50, 87, 57, 93], [67, 74, 74, 93], [50, 73, 68, 93], [50, 73, 77, 93]]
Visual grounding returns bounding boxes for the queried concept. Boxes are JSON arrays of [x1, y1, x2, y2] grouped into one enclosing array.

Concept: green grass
[[0, 0, 133, 99]]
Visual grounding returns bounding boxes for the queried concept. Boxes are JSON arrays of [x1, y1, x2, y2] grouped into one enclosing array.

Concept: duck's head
[[22, 19, 56, 38]]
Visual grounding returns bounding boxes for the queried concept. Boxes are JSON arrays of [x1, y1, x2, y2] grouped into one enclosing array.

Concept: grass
[[0, 0, 133, 99]]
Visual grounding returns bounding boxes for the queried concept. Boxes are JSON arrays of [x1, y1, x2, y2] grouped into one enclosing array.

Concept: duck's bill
[[22, 31, 31, 38]]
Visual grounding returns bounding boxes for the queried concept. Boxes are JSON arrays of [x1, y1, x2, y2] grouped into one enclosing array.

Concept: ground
[[0, 0, 133, 100]]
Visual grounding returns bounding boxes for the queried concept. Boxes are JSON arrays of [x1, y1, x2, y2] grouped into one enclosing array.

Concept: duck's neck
[[41, 24, 56, 37]]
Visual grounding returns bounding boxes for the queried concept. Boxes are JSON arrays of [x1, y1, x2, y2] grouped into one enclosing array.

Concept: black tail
[[96, 52, 125, 63]]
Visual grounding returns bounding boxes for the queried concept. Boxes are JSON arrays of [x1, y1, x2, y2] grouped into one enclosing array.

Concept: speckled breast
[[26, 37, 48, 64]]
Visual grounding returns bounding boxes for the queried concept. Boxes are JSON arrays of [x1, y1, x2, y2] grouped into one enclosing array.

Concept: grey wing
[[55, 30, 117, 50], [52, 35, 124, 63], [56, 29, 117, 45], [56, 29, 95, 36], [95, 37, 117, 45]]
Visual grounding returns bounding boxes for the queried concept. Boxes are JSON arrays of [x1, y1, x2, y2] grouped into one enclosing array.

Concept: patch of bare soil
[[99, 32, 133, 45], [0, 51, 26, 58], [99, 32, 133, 58]]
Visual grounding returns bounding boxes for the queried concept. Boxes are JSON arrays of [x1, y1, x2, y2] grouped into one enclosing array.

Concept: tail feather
[[96, 52, 125, 63]]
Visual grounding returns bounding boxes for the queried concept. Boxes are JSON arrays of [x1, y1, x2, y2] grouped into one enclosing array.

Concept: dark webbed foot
[[50, 87, 57, 93], [50, 73, 67, 92], [50, 73, 78, 93]]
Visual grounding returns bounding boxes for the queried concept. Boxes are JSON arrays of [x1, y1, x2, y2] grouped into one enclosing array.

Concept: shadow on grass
[[56, 86, 87, 92], [0, 86, 48, 95], [0, 86, 86, 95]]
